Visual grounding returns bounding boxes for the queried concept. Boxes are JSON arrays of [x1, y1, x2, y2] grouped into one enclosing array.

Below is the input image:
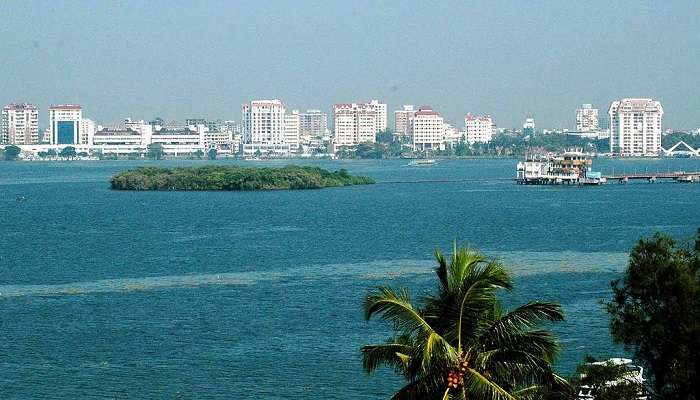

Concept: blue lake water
[[1, 158, 699, 399]]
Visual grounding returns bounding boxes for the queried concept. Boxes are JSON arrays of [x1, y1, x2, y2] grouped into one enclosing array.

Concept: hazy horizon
[[1, 1, 698, 129]]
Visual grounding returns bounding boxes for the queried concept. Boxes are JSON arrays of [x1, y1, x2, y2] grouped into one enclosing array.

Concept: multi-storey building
[[79, 118, 96, 145], [576, 104, 599, 132], [333, 103, 378, 147], [284, 110, 301, 151], [369, 99, 387, 132], [523, 115, 535, 136], [299, 109, 328, 140], [394, 105, 415, 136], [2, 103, 39, 144], [609, 98, 663, 156], [408, 105, 445, 151], [241, 99, 289, 157], [464, 113, 495, 144], [49, 104, 83, 145]]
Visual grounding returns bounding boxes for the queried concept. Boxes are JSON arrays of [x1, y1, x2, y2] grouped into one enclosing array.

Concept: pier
[[604, 171, 700, 183]]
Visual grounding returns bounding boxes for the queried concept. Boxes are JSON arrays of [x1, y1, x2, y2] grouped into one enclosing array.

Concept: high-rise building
[[394, 105, 415, 136], [408, 105, 445, 151], [49, 104, 83, 145], [241, 99, 289, 157], [333, 103, 378, 147], [299, 110, 328, 139], [576, 104, 599, 132], [523, 115, 535, 136], [80, 118, 96, 145], [369, 99, 387, 132], [464, 113, 495, 144], [609, 98, 663, 156], [284, 110, 301, 151], [242, 99, 286, 145], [1, 103, 39, 144]]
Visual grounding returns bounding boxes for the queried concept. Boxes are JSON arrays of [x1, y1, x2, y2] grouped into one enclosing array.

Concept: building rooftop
[[50, 104, 82, 110]]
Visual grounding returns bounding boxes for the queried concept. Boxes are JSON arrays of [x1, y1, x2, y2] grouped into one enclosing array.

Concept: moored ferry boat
[[516, 149, 605, 185]]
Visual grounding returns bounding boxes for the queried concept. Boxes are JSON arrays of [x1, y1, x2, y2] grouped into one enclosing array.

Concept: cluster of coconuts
[[446, 360, 469, 389]]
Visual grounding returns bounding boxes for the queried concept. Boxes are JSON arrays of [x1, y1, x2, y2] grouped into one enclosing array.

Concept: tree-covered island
[[110, 165, 375, 191]]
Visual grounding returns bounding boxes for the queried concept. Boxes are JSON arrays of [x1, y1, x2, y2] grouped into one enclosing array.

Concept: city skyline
[[1, 1, 698, 129]]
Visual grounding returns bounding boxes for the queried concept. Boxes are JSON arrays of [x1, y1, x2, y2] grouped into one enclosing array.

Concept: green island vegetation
[[362, 229, 700, 400], [110, 165, 375, 191]]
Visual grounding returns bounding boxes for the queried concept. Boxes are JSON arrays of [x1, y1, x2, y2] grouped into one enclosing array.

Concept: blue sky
[[1, 0, 698, 129]]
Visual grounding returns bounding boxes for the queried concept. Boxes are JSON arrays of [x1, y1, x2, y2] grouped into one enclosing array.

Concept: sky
[[1, 0, 698, 129]]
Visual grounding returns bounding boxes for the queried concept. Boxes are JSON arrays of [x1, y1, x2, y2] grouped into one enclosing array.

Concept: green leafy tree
[[60, 146, 77, 159], [47, 148, 58, 157], [608, 229, 700, 400], [207, 148, 218, 160], [193, 149, 204, 159], [362, 245, 568, 400], [147, 143, 165, 160], [4, 145, 21, 161], [567, 356, 644, 400]]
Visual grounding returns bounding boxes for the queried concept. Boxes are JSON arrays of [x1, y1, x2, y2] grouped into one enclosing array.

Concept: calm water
[[1, 158, 699, 399]]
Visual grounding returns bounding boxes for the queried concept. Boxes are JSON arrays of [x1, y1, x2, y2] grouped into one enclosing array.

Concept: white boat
[[407, 159, 437, 166]]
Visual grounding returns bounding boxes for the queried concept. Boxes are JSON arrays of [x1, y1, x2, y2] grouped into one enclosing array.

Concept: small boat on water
[[407, 159, 437, 167]]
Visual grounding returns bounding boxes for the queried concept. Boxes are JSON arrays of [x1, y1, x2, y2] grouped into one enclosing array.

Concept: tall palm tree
[[362, 245, 569, 400]]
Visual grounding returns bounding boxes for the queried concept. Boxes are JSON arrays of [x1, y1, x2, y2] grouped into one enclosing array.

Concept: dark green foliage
[[60, 146, 77, 159], [608, 229, 700, 400], [661, 132, 700, 149], [110, 165, 375, 191], [4, 145, 21, 160], [147, 143, 165, 160], [207, 148, 217, 160]]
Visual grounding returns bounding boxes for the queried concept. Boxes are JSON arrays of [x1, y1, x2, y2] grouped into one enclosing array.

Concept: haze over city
[[1, 0, 698, 128]]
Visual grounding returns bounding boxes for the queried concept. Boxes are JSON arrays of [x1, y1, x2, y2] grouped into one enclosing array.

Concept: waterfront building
[[394, 105, 415, 136], [464, 113, 495, 144], [241, 99, 290, 157], [1, 103, 39, 144], [91, 128, 145, 155], [333, 102, 378, 147], [523, 115, 535, 136], [408, 105, 445, 151], [609, 98, 663, 156], [284, 110, 301, 151], [79, 118, 96, 145], [151, 127, 205, 156], [49, 104, 82, 145], [299, 109, 328, 141], [369, 99, 387, 132], [576, 104, 599, 132], [443, 122, 461, 149]]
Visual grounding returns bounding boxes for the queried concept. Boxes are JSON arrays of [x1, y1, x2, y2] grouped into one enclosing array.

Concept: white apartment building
[[443, 122, 461, 148], [523, 115, 535, 134], [2, 103, 39, 144], [408, 105, 445, 151], [333, 103, 378, 147], [79, 118, 96, 145], [284, 110, 301, 151], [609, 98, 663, 156], [464, 113, 495, 144], [576, 104, 599, 132], [394, 105, 415, 136], [369, 99, 387, 132], [241, 99, 290, 156], [300, 109, 328, 140], [49, 104, 83, 145]]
